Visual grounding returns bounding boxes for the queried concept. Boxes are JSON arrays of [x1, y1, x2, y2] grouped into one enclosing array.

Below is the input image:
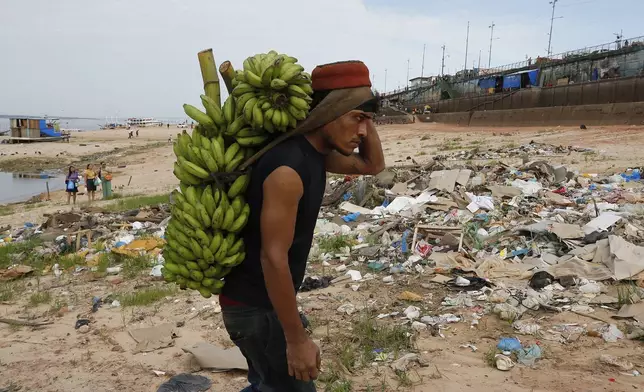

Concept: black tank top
[[221, 136, 326, 308]]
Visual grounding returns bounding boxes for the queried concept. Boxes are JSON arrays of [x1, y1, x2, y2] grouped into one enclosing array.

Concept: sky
[[1, 0, 641, 119]]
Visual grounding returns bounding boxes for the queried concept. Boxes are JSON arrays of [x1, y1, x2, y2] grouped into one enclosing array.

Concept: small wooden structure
[[8, 117, 69, 143]]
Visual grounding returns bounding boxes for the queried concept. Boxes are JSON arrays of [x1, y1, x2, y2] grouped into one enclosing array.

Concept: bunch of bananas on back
[[163, 180, 249, 298], [164, 49, 312, 298], [231, 51, 313, 134]]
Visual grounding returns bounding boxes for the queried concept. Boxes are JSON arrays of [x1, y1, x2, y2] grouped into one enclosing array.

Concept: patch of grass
[[28, 291, 51, 307], [104, 194, 169, 212], [319, 367, 353, 392], [104, 192, 123, 200], [339, 345, 358, 372], [617, 283, 641, 306], [118, 286, 176, 307], [327, 379, 353, 392], [503, 142, 518, 148], [0, 281, 26, 302], [395, 370, 413, 387], [484, 346, 497, 368], [317, 235, 353, 254], [57, 254, 85, 270], [417, 151, 427, 156], [120, 254, 153, 279], [50, 297, 69, 313], [0, 205, 14, 216], [469, 139, 483, 145], [420, 135, 431, 141], [352, 314, 412, 363], [438, 141, 463, 151], [0, 238, 44, 269]]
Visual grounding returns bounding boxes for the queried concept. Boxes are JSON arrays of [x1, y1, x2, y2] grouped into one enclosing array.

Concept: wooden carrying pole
[[198, 49, 221, 107], [219, 61, 236, 94]]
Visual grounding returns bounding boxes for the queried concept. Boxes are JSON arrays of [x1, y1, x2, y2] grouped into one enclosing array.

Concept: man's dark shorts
[[222, 305, 316, 392]]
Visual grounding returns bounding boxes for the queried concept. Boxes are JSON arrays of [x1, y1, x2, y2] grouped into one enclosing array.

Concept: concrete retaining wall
[[374, 114, 414, 125], [428, 102, 644, 127], [418, 112, 473, 126]]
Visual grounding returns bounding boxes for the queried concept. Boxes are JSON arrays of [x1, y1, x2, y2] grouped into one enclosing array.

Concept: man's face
[[321, 110, 372, 156]]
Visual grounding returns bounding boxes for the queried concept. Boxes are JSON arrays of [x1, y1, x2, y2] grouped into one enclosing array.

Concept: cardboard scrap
[[487, 185, 522, 198], [430, 274, 453, 283], [428, 170, 466, 193], [129, 323, 178, 353], [615, 303, 644, 323], [0, 265, 34, 281], [113, 238, 165, 257], [547, 257, 614, 281], [604, 235, 644, 280], [455, 169, 472, 186], [339, 202, 373, 215], [182, 342, 249, 372], [398, 291, 423, 302], [583, 213, 622, 235], [548, 223, 584, 239]]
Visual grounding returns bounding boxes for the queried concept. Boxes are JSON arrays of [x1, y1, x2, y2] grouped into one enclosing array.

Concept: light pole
[[547, 0, 559, 57], [488, 22, 495, 68], [421, 44, 426, 79], [384, 68, 387, 93], [441, 45, 446, 76], [464, 21, 470, 71]]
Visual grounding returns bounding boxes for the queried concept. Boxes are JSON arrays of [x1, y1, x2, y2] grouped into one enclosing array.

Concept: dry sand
[[2, 123, 644, 391], [2, 122, 643, 228]]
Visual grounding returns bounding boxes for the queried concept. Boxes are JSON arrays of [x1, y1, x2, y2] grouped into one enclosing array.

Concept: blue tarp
[[39, 119, 47, 129], [478, 77, 496, 89], [503, 74, 521, 89], [527, 69, 538, 86]]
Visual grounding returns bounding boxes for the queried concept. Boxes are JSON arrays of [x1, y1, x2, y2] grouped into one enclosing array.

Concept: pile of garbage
[[0, 204, 171, 277], [309, 141, 644, 367]]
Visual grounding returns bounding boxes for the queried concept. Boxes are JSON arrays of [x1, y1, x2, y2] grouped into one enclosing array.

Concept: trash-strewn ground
[[2, 122, 644, 391]]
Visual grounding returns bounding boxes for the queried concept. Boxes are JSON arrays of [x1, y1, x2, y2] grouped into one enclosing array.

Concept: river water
[[0, 171, 64, 204]]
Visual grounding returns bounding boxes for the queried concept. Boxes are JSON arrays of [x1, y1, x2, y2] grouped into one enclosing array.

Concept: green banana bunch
[[167, 50, 315, 298]]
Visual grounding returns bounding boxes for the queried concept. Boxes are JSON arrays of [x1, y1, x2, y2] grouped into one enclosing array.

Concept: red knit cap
[[311, 61, 372, 91]]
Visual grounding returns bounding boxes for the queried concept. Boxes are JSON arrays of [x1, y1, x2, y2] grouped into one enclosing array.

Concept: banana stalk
[[198, 49, 221, 107], [219, 61, 236, 94]]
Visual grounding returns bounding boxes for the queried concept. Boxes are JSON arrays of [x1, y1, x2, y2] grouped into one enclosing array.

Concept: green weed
[[120, 254, 153, 279], [484, 346, 497, 368], [118, 286, 176, 307], [0, 238, 44, 269], [0, 281, 25, 302], [104, 194, 169, 212], [28, 291, 51, 307], [317, 235, 353, 254]]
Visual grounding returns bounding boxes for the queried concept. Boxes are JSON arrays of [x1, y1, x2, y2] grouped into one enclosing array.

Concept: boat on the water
[[126, 118, 162, 127]]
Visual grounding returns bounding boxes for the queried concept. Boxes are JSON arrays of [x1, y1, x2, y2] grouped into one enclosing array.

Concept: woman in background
[[84, 164, 97, 203], [98, 161, 113, 199], [65, 166, 79, 205]]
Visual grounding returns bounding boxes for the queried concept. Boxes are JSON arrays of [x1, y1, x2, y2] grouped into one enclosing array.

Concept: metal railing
[[382, 35, 644, 97]]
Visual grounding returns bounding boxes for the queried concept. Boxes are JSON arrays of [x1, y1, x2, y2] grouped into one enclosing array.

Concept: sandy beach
[[2, 122, 644, 391], [2, 122, 644, 228]]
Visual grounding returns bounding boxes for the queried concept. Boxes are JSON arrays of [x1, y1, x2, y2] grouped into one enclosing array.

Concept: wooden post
[[219, 61, 236, 94], [127, 176, 132, 186], [198, 49, 222, 107], [46, 181, 50, 200]]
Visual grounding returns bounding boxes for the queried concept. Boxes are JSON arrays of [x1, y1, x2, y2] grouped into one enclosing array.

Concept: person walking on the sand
[[136, 129, 139, 137], [65, 166, 79, 205]]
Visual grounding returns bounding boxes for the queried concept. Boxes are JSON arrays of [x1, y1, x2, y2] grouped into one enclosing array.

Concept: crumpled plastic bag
[[156, 374, 212, 392]]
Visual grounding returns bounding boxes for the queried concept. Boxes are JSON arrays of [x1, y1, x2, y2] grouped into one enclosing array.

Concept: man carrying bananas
[[220, 60, 385, 392]]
